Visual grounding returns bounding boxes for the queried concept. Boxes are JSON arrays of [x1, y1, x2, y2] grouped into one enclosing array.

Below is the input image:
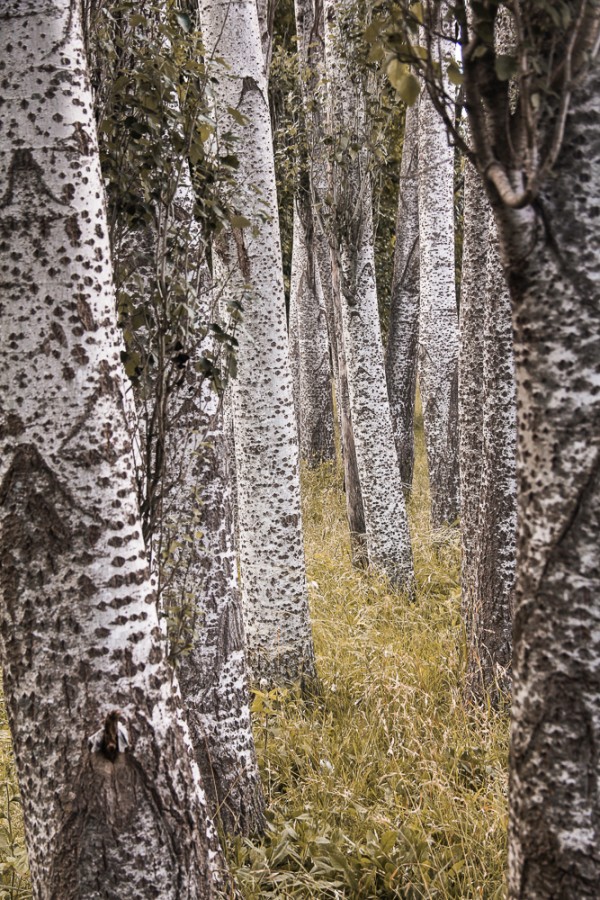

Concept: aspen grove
[[0, 1, 598, 898]]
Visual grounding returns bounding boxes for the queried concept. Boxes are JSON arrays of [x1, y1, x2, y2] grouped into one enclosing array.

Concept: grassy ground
[[227, 414, 509, 898], [0, 413, 508, 897]]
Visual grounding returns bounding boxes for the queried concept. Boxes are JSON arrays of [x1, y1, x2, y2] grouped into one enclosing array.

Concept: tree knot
[[88, 710, 130, 762]]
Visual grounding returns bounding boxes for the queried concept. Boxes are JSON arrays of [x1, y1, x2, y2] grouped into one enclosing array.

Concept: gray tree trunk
[[497, 59, 600, 900], [323, 0, 414, 589], [0, 2, 223, 896], [293, 0, 367, 559], [289, 198, 335, 465], [200, 0, 316, 684], [385, 102, 420, 492], [417, 27, 460, 528], [459, 160, 515, 705]]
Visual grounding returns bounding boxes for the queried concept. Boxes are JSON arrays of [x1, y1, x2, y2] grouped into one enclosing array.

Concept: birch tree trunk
[[289, 198, 335, 465], [294, 0, 367, 560], [0, 2, 224, 895], [164, 365, 265, 836], [200, 0, 316, 683], [385, 102, 420, 491], [494, 60, 600, 900], [417, 24, 460, 528], [323, 0, 414, 589], [459, 160, 516, 705]]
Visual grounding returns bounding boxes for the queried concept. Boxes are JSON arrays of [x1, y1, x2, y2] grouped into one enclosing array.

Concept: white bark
[[459, 159, 515, 704], [418, 26, 460, 528], [200, 0, 316, 683], [289, 199, 335, 465], [323, 0, 414, 589], [385, 102, 420, 491], [0, 2, 223, 895]]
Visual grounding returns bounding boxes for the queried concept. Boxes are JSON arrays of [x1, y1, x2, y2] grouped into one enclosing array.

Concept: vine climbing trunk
[[0, 2, 224, 896]]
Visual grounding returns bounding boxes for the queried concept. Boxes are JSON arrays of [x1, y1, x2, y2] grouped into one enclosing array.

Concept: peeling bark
[[0, 2, 223, 895]]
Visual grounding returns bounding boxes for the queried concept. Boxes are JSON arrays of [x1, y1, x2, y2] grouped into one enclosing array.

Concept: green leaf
[[387, 60, 420, 105], [494, 54, 517, 81], [410, 1, 424, 24], [447, 62, 464, 86], [230, 214, 251, 229], [175, 12, 192, 32], [227, 106, 249, 126]]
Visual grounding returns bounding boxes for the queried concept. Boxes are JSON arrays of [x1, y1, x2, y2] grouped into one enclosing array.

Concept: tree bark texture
[[289, 198, 335, 465], [460, 160, 515, 705], [385, 102, 420, 492], [155, 164, 264, 836], [323, 0, 414, 589], [0, 3, 224, 896], [494, 57, 600, 900], [294, 0, 366, 557], [200, 0, 316, 684], [164, 371, 265, 836], [417, 33, 460, 528]]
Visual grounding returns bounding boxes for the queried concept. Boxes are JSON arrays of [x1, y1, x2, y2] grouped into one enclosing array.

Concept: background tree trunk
[[460, 159, 516, 704], [323, 0, 414, 589], [417, 23, 460, 528], [290, 197, 335, 465], [0, 3, 223, 895], [386, 102, 420, 492], [200, 0, 316, 684]]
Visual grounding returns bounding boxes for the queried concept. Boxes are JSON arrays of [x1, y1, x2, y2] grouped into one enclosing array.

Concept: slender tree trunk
[[492, 59, 600, 900], [294, 0, 366, 557], [417, 25, 460, 528], [200, 0, 316, 683], [0, 3, 223, 895], [288, 222, 301, 429], [323, 0, 414, 589], [290, 198, 335, 465], [385, 102, 420, 491], [460, 159, 516, 705]]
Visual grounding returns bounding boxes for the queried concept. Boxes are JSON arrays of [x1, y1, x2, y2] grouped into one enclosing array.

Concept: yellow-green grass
[[0, 413, 508, 898], [228, 415, 508, 898]]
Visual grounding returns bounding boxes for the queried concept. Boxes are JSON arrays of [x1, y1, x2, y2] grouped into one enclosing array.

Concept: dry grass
[[228, 413, 509, 898], [0, 413, 508, 898]]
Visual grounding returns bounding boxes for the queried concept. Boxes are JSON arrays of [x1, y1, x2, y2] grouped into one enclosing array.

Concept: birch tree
[[417, 12, 460, 528], [385, 102, 420, 491], [289, 198, 335, 465], [323, 0, 414, 588], [92, 2, 265, 833], [460, 159, 515, 705], [0, 2, 224, 894], [383, 2, 600, 893], [294, 0, 367, 562], [199, 0, 316, 683]]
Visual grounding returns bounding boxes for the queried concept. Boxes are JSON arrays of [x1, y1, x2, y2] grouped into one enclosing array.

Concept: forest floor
[[0, 412, 509, 899]]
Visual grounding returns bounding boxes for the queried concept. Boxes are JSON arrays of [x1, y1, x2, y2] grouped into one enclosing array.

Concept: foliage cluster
[[226, 415, 509, 898]]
